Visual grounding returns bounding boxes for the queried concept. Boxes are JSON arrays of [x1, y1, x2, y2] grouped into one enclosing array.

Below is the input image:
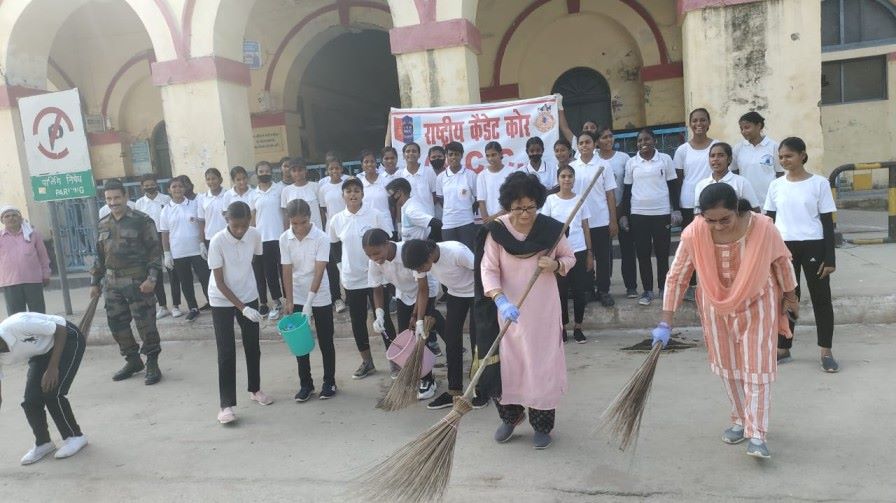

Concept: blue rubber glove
[[652, 321, 671, 348], [494, 294, 520, 323]]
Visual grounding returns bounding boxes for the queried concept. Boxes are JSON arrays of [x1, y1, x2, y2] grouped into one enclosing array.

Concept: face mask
[[528, 154, 543, 165], [144, 187, 158, 194], [430, 158, 445, 171], [257, 174, 272, 184]]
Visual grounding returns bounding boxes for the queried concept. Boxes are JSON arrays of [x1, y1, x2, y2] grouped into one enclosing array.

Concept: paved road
[[1, 324, 893, 502]]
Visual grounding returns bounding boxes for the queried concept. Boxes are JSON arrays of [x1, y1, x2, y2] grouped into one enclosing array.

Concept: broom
[[599, 341, 663, 451], [78, 295, 101, 338], [378, 316, 436, 411], [351, 166, 605, 503]]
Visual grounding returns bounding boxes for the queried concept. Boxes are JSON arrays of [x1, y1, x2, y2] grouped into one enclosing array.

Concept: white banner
[[389, 95, 559, 173]]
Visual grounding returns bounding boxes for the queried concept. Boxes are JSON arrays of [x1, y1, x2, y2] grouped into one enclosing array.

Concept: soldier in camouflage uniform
[[90, 180, 163, 385]]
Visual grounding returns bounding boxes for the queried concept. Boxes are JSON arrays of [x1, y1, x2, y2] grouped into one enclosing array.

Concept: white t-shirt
[[624, 152, 677, 216], [518, 160, 557, 189], [476, 166, 513, 217], [253, 184, 285, 242], [206, 227, 263, 308], [222, 187, 259, 214], [317, 176, 349, 230], [400, 198, 434, 241], [0, 313, 66, 380], [764, 174, 837, 241], [281, 182, 323, 229], [327, 206, 388, 290], [414, 241, 475, 298], [159, 198, 202, 259], [570, 156, 618, 228], [379, 169, 401, 186], [398, 165, 438, 214], [542, 194, 592, 252], [135, 193, 171, 232], [693, 171, 760, 213], [360, 175, 395, 235], [673, 141, 716, 209], [279, 225, 332, 307], [437, 167, 478, 229], [196, 190, 228, 238], [600, 151, 630, 206], [731, 136, 783, 206], [98, 200, 136, 220], [368, 242, 439, 305]]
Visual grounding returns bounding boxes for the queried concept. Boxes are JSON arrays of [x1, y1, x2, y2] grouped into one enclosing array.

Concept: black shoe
[[821, 355, 840, 373], [144, 354, 162, 385], [626, 288, 639, 299], [589, 290, 599, 302], [258, 304, 271, 316], [562, 329, 568, 343], [294, 386, 315, 402], [113, 355, 144, 381], [319, 382, 337, 399], [427, 392, 455, 410], [573, 329, 587, 344], [471, 395, 490, 409], [598, 292, 615, 307], [199, 303, 211, 312], [777, 349, 792, 364], [185, 308, 200, 322]]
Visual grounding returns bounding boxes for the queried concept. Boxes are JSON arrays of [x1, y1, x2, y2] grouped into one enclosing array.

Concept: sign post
[[18, 88, 96, 315]]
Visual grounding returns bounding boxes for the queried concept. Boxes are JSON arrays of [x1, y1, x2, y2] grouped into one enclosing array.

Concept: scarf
[[687, 213, 792, 337], [0, 205, 34, 242], [485, 213, 564, 258]]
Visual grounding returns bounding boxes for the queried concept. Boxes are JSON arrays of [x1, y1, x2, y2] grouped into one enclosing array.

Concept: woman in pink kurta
[[652, 181, 798, 460], [479, 172, 576, 449]]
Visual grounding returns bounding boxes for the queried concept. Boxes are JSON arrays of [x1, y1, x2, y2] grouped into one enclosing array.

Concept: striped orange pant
[[720, 377, 770, 440]]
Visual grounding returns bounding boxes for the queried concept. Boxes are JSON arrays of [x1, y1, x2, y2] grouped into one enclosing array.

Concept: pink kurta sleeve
[[552, 234, 576, 277], [663, 233, 695, 312], [32, 229, 51, 279], [481, 234, 503, 294], [771, 255, 798, 292]]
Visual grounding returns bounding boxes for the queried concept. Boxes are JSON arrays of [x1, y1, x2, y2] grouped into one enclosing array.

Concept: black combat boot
[[144, 353, 162, 385], [113, 354, 144, 381]]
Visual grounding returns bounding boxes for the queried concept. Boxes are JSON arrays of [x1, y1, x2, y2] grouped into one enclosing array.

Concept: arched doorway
[[298, 29, 400, 162], [151, 121, 172, 178], [552, 67, 613, 133]]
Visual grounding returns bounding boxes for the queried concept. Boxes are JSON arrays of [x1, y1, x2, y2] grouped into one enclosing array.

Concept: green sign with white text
[[30, 170, 96, 202]]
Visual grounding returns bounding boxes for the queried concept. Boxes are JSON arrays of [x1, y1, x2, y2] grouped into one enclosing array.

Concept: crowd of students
[[1, 107, 839, 461]]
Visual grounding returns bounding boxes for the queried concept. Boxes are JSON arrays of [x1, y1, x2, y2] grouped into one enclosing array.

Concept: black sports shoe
[[562, 329, 568, 343], [199, 303, 211, 311], [185, 308, 200, 322], [573, 328, 587, 344], [626, 289, 639, 299], [294, 386, 314, 402], [598, 292, 615, 307], [471, 395, 490, 409], [427, 392, 454, 410], [258, 304, 271, 316], [319, 382, 337, 399]]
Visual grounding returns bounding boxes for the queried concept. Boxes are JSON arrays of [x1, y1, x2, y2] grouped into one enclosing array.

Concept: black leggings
[[345, 287, 395, 353], [443, 294, 474, 391], [327, 242, 342, 301], [558, 250, 590, 325], [253, 240, 282, 304], [615, 214, 638, 291], [630, 214, 671, 292], [496, 402, 555, 434], [172, 255, 210, 309], [295, 304, 336, 387], [211, 301, 260, 408], [778, 239, 835, 350], [153, 266, 182, 307], [680, 208, 697, 287], [589, 226, 612, 294]]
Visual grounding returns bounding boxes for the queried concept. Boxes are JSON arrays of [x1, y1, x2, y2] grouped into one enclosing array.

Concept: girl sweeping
[[764, 137, 839, 372], [363, 229, 445, 400], [318, 154, 349, 314], [656, 183, 798, 459], [541, 165, 593, 344], [280, 199, 337, 402], [479, 172, 576, 449], [207, 201, 273, 425]]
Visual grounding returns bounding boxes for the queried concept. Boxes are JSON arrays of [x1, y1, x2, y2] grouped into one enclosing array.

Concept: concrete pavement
[[0, 324, 893, 502]]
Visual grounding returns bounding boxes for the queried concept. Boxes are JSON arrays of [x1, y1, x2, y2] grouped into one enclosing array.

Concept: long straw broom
[[599, 341, 663, 451], [378, 316, 436, 411], [351, 167, 605, 503]]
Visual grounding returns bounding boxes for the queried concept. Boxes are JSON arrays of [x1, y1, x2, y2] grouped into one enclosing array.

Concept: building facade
[[1, 0, 894, 233]]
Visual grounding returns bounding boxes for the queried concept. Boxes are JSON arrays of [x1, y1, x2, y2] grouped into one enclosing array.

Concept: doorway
[[552, 67, 613, 133]]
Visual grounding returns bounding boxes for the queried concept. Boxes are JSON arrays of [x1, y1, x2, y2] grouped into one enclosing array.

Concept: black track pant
[[615, 216, 638, 292], [778, 239, 835, 350], [173, 254, 210, 309], [327, 242, 342, 301], [589, 226, 612, 294], [630, 214, 671, 292], [253, 240, 282, 305], [23, 322, 84, 444], [295, 304, 336, 388], [211, 301, 261, 408], [680, 208, 697, 287], [345, 287, 395, 353], [558, 250, 590, 325]]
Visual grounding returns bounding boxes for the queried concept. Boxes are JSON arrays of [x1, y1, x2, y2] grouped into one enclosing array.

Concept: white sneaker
[[156, 307, 170, 320], [218, 407, 236, 424], [21, 442, 55, 465], [54, 435, 88, 459], [334, 299, 346, 313], [268, 301, 281, 321], [170, 306, 184, 318], [417, 379, 437, 400]]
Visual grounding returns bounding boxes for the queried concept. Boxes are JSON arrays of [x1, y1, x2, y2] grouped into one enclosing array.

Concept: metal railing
[[829, 162, 896, 245]]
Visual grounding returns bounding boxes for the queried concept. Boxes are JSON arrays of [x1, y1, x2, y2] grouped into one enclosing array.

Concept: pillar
[[388, 0, 481, 107], [680, 0, 823, 167], [151, 57, 254, 191]]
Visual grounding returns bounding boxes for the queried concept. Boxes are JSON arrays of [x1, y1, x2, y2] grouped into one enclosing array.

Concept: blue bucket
[[278, 313, 315, 357]]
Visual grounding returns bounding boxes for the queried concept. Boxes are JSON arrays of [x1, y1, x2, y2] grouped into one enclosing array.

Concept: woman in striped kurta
[[654, 183, 798, 459]]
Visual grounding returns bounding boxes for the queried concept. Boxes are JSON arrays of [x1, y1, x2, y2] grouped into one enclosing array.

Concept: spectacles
[[510, 205, 538, 215]]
